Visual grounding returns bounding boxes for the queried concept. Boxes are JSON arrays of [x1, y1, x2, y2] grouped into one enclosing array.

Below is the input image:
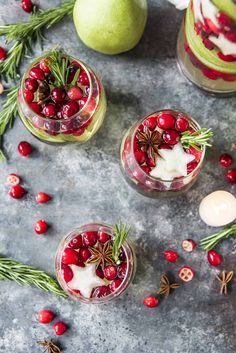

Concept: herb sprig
[[200, 223, 236, 251], [47, 50, 70, 87], [181, 128, 213, 151], [112, 223, 130, 264]]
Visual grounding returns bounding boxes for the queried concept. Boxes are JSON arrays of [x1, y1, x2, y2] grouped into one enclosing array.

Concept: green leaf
[[112, 223, 130, 264]]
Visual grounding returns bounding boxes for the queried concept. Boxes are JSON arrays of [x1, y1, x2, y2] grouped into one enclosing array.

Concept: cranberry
[[225, 32, 236, 43], [219, 153, 233, 168], [104, 265, 117, 280], [217, 12, 234, 29], [175, 117, 189, 132], [39, 59, 50, 73], [54, 322, 67, 336], [217, 52, 236, 62], [186, 146, 202, 163], [162, 130, 180, 145], [202, 68, 218, 80], [82, 232, 97, 247], [182, 239, 196, 252], [146, 157, 156, 168], [79, 96, 88, 108], [226, 169, 236, 183], [6, 173, 20, 186], [134, 150, 146, 164], [38, 309, 54, 324], [34, 220, 49, 234], [18, 141, 32, 157], [42, 104, 56, 118], [35, 192, 51, 204], [0, 47, 6, 61], [61, 101, 79, 118], [159, 143, 172, 150], [141, 166, 151, 174], [62, 248, 80, 265], [24, 89, 34, 103], [68, 87, 83, 100], [29, 102, 42, 114], [92, 285, 111, 298], [207, 250, 222, 267], [9, 185, 26, 199], [202, 37, 215, 50], [96, 267, 104, 279], [78, 71, 89, 86], [156, 113, 175, 129], [25, 78, 38, 92], [29, 67, 45, 80], [110, 278, 122, 292], [62, 264, 73, 283], [117, 262, 127, 279], [69, 235, 83, 249], [164, 250, 179, 263], [187, 161, 198, 174], [178, 266, 195, 282], [51, 88, 66, 103], [143, 116, 157, 131], [97, 231, 111, 243], [78, 247, 91, 262], [21, 0, 33, 12], [143, 296, 159, 308]]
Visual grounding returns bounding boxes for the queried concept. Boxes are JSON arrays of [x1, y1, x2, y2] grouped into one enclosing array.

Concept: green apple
[[73, 0, 148, 55]]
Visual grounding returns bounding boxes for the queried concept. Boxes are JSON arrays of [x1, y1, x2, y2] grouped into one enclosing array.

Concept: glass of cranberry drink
[[120, 109, 212, 198], [55, 223, 136, 304], [177, 0, 236, 95], [18, 49, 107, 143]]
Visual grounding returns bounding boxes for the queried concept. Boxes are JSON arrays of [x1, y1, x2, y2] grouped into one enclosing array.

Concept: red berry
[[224, 32, 236, 43], [29, 67, 45, 80], [79, 96, 88, 108], [162, 130, 180, 145], [69, 235, 83, 249], [34, 220, 49, 234], [178, 266, 195, 282], [207, 250, 222, 267], [186, 146, 202, 162], [164, 250, 179, 263], [141, 165, 151, 174], [39, 59, 50, 73], [35, 192, 51, 204], [146, 157, 156, 168], [62, 248, 80, 265], [226, 169, 236, 183], [21, 0, 33, 12], [104, 265, 117, 280], [182, 239, 196, 252], [143, 296, 159, 308], [187, 161, 198, 174], [9, 184, 26, 199], [110, 278, 122, 292], [82, 232, 97, 247], [219, 153, 233, 168], [159, 143, 172, 150], [62, 264, 73, 283], [202, 68, 218, 80], [175, 117, 189, 132], [25, 78, 38, 92], [92, 285, 111, 298], [43, 104, 56, 118], [78, 247, 91, 262], [217, 12, 234, 29], [217, 52, 236, 62], [97, 231, 111, 243], [157, 113, 175, 129], [0, 47, 6, 61], [67, 87, 83, 100], [51, 88, 66, 103], [18, 141, 33, 157], [38, 309, 54, 324], [61, 101, 79, 118], [24, 89, 34, 103], [96, 266, 104, 279], [78, 71, 89, 86], [143, 116, 157, 131], [54, 322, 67, 336], [29, 102, 42, 114], [6, 173, 20, 186], [134, 150, 146, 164], [117, 262, 127, 279]]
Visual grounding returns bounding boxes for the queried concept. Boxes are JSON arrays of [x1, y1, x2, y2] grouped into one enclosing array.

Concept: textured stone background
[[0, 1, 236, 352]]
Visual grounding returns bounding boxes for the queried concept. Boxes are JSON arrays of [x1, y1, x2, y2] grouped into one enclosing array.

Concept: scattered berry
[[164, 250, 179, 263], [18, 141, 33, 157], [9, 184, 26, 199], [34, 220, 49, 234], [182, 239, 196, 252], [0, 47, 6, 61], [178, 266, 195, 282], [104, 265, 117, 280], [35, 192, 51, 204], [226, 169, 236, 183], [38, 309, 54, 324], [21, 0, 33, 12], [62, 248, 80, 265], [54, 322, 67, 336], [207, 250, 222, 267], [156, 113, 175, 129], [219, 153, 233, 168], [143, 296, 159, 308], [6, 173, 20, 186], [162, 130, 180, 145]]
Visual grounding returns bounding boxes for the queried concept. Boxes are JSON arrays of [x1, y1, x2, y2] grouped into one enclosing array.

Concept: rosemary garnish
[[88, 241, 115, 269], [136, 127, 161, 160], [37, 340, 62, 353], [0, 257, 67, 298], [0, 0, 75, 80], [180, 128, 213, 151], [157, 275, 181, 297], [46, 50, 70, 87], [216, 270, 234, 295], [112, 223, 130, 264], [200, 223, 236, 251]]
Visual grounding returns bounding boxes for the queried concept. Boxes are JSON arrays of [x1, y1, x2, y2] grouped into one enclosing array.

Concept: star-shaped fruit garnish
[[136, 127, 161, 160], [87, 241, 115, 269]]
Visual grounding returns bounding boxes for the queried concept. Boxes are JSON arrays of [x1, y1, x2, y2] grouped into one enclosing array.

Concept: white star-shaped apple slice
[[67, 263, 106, 298]]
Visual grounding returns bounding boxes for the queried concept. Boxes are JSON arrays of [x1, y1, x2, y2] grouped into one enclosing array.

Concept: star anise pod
[[136, 127, 161, 160], [87, 241, 115, 269], [157, 275, 181, 297], [216, 270, 234, 295], [37, 340, 61, 353]]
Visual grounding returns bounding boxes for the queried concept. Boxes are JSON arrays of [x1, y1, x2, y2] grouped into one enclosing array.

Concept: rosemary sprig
[[112, 223, 130, 264], [0, 257, 67, 298], [0, 84, 19, 160], [200, 223, 236, 251], [46, 50, 70, 87], [37, 340, 62, 353], [181, 128, 213, 151], [0, 0, 75, 80]]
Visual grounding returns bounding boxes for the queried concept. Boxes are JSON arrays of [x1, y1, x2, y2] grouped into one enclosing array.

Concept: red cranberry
[[54, 322, 67, 336], [202, 68, 218, 80], [187, 161, 198, 174], [175, 117, 189, 132], [79, 96, 88, 108], [78, 247, 91, 262], [21, 0, 33, 12], [68, 87, 83, 100], [104, 265, 117, 280], [219, 153, 233, 168], [39, 59, 50, 73], [51, 88, 66, 103], [159, 143, 172, 150], [164, 250, 179, 263], [162, 130, 180, 145], [0, 47, 6, 61], [62, 248, 80, 265], [69, 235, 83, 249], [207, 250, 222, 267], [146, 157, 156, 168], [82, 232, 97, 247], [25, 78, 38, 92], [35, 192, 51, 204], [110, 278, 122, 292], [217, 52, 236, 62], [9, 185, 26, 199], [61, 101, 79, 118], [62, 264, 73, 283], [134, 150, 146, 164], [157, 113, 175, 129], [92, 285, 111, 298], [78, 71, 89, 86], [6, 174, 21, 186], [182, 239, 196, 252], [224, 32, 236, 43], [96, 267, 104, 279], [97, 231, 111, 243], [202, 37, 215, 50], [226, 169, 236, 183], [38, 309, 54, 324], [29, 67, 45, 80], [24, 89, 34, 103], [217, 12, 234, 29], [117, 262, 127, 279], [143, 116, 157, 131], [18, 141, 33, 157], [29, 102, 42, 114], [141, 166, 151, 174], [178, 266, 195, 282], [34, 220, 49, 234], [43, 104, 56, 118], [186, 146, 202, 162], [143, 296, 159, 308]]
